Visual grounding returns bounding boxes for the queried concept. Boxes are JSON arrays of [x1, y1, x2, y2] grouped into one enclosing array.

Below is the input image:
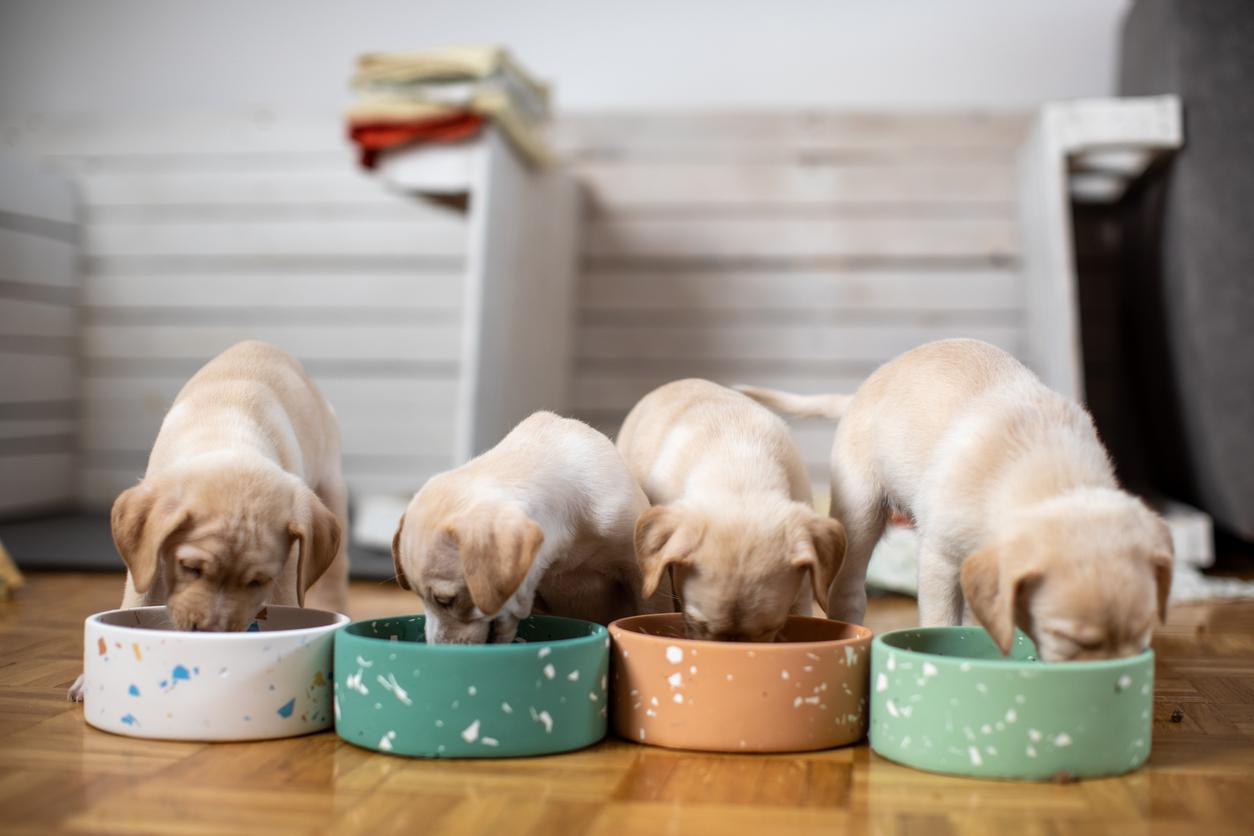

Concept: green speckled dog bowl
[[870, 627, 1154, 781], [334, 614, 609, 758]]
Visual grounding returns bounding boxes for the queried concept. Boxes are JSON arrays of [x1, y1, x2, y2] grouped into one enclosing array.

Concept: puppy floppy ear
[[634, 505, 706, 599], [111, 480, 188, 594], [289, 487, 341, 607], [449, 506, 544, 617], [790, 508, 846, 614], [1147, 514, 1174, 623], [391, 511, 411, 591], [961, 542, 1041, 655]]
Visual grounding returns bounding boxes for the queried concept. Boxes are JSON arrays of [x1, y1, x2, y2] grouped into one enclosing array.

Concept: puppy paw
[[67, 673, 86, 703]]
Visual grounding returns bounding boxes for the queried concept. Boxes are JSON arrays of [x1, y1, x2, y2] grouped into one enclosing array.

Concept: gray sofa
[[1117, 0, 1254, 540]]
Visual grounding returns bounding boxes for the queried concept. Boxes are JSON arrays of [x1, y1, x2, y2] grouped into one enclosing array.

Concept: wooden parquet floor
[[1, 572, 1253, 835]]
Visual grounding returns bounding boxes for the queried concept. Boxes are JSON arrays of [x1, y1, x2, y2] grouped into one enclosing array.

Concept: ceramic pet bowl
[[869, 626, 1154, 781], [334, 614, 610, 758], [609, 613, 873, 752], [83, 605, 347, 741]]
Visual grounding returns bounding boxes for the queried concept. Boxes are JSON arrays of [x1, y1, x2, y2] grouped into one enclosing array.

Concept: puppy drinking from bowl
[[391, 411, 669, 644], [739, 338, 1173, 661], [69, 341, 347, 700], [616, 379, 846, 642]]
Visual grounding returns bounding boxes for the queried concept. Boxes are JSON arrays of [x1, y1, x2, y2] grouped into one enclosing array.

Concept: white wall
[[1, 0, 1130, 115]]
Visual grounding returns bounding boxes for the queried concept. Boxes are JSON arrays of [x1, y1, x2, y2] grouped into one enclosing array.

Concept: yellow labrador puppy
[[69, 341, 346, 700], [617, 379, 845, 642], [392, 411, 668, 644], [740, 338, 1173, 661]]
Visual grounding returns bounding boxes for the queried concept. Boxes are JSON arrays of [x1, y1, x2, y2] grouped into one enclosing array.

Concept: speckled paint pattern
[[610, 614, 873, 753], [83, 606, 347, 741], [334, 615, 610, 758], [870, 627, 1154, 780]]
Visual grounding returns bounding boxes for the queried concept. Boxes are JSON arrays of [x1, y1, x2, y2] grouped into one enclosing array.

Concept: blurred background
[[1, 0, 1250, 589]]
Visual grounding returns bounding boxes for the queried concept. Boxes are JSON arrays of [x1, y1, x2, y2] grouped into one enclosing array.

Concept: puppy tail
[[734, 385, 853, 421]]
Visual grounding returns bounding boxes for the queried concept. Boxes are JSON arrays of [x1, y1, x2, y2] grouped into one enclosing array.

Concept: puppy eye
[[246, 578, 267, 589], [432, 595, 455, 609], [180, 564, 202, 579]]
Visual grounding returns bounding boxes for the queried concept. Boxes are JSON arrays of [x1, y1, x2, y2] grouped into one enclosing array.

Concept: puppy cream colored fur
[[616, 379, 845, 642], [392, 411, 668, 644], [69, 341, 347, 700], [740, 339, 1173, 661]]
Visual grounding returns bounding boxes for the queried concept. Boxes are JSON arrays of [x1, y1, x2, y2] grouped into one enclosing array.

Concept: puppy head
[[111, 461, 340, 631], [392, 486, 544, 645], [961, 490, 1172, 661], [635, 500, 845, 642]]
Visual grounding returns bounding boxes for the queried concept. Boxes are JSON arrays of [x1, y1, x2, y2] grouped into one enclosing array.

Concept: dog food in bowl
[[334, 614, 610, 758], [869, 626, 1154, 781], [610, 613, 873, 753], [83, 605, 347, 741]]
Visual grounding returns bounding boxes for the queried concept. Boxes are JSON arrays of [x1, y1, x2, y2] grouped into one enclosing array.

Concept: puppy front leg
[[916, 542, 963, 626], [491, 614, 521, 644]]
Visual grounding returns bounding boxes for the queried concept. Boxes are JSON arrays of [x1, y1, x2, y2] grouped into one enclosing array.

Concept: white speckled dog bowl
[[334, 614, 610, 758], [82, 605, 348, 741], [870, 627, 1155, 781]]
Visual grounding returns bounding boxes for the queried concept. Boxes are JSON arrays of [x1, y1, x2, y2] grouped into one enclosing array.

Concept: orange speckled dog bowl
[[609, 613, 872, 753]]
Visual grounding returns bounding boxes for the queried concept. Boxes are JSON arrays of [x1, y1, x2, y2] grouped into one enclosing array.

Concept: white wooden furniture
[[1015, 95, 1183, 401], [2, 109, 1024, 505], [0, 152, 79, 516], [376, 126, 580, 463], [0, 114, 579, 509]]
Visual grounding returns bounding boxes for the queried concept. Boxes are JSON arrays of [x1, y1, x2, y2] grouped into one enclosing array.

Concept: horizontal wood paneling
[[2, 109, 1030, 504], [0, 227, 78, 286], [2, 114, 471, 509], [580, 268, 1021, 315], [563, 110, 1026, 483], [84, 271, 462, 311], [79, 168, 405, 207], [579, 162, 1014, 211], [84, 220, 464, 259], [557, 111, 1028, 159], [0, 154, 80, 516], [0, 354, 77, 403], [577, 322, 1020, 362], [585, 217, 1016, 261], [0, 298, 77, 338], [0, 453, 76, 514], [81, 324, 461, 362], [81, 376, 457, 458], [0, 153, 76, 223]]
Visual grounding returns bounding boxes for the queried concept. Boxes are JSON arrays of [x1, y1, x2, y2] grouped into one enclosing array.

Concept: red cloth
[[348, 112, 485, 168]]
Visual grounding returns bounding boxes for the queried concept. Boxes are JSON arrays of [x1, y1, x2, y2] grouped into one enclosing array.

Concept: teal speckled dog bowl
[[334, 614, 609, 758], [870, 627, 1154, 781]]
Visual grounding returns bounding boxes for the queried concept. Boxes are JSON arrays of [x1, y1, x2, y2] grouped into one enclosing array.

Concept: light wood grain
[[1, 572, 1252, 835]]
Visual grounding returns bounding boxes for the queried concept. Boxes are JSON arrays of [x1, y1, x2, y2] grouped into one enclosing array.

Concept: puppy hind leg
[[825, 463, 887, 626], [915, 541, 963, 626]]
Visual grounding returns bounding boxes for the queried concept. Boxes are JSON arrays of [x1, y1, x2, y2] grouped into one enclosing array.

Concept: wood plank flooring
[[2, 572, 1252, 835]]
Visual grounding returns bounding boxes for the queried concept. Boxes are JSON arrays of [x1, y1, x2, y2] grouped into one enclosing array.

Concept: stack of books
[[347, 45, 553, 168]]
